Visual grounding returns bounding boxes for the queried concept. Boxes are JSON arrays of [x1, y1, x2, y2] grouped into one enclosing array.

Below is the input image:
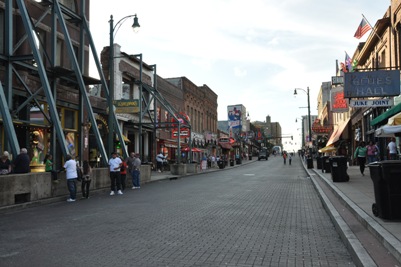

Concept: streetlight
[[294, 87, 312, 159], [108, 14, 140, 156]]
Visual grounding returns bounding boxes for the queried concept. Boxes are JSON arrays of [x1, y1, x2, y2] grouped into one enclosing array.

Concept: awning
[[388, 112, 401, 125], [181, 147, 202, 152], [326, 118, 350, 147], [375, 125, 401, 137], [318, 145, 336, 153], [219, 142, 232, 150], [371, 102, 401, 126]]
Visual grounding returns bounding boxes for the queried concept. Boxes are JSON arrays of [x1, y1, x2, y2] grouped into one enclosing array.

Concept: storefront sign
[[349, 99, 394, 107], [344, 70, 400, 98], [171, 129, 190, 138], [331, 76, 344, 85], [113, 100, 139, 113], [331, 86, 349, 113]]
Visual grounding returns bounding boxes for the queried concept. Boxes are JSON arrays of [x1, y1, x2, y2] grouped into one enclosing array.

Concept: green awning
[[371, 102, 401, 126]]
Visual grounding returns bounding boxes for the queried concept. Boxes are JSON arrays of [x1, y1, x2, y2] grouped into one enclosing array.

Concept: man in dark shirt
[[13, 148, 31, 173]]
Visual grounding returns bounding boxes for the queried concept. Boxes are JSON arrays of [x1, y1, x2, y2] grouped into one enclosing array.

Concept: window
[[59, 0, 76, 11], [122, 83, 131, 99], [64, 109, 77, 130]]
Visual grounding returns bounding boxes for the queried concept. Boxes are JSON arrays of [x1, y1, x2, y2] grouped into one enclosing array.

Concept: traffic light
[[116, 141, 121, 149]]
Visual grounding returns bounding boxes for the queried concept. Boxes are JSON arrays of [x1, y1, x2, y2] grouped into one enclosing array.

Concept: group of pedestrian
[[0, 148, 31, 175], [282, 152, 292, 165], [354, 138, 398, 176], [62, 151, 141, 203]]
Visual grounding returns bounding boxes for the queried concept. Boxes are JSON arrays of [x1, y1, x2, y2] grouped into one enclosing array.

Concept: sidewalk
[[304, 160, 401, 265]]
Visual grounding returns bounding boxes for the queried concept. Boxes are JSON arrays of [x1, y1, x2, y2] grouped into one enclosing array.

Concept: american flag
[[345, 52, 352, 72], [354, 18, 371, 39]]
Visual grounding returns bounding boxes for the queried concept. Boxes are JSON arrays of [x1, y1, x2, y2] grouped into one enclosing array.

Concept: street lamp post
[[108, 14, 140, 156], [294, 87, 312, 157]]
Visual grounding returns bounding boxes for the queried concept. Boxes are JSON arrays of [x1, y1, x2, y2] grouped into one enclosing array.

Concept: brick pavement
[[0, 156, 355, 266]]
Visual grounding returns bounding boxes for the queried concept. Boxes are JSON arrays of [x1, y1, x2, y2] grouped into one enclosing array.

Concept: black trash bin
[[329, 156, 349, 182], [316, 156, 322, 169], [368, 160, 401, 219], [321, 156, 331, 173], [217, 160, 225, 169], [236, 158, 242, 165], [230, 159, 234, 166], [249, 155, 252, 160], [307, 157, 313, 169]]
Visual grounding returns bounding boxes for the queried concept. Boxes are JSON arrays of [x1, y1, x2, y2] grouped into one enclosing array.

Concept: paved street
[[0, 156, 355, 267]]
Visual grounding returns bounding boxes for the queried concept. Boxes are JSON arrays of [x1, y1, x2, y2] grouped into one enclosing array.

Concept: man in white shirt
[[64, 155, 77, 202], [156, 152, 166, 172], [108, 152, 123, 195], [387, 138, 398, 160]]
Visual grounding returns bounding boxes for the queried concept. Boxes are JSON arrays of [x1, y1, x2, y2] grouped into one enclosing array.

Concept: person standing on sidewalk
[[156, 152, 166, 172], [108, 152, 123, 196], [387, 138, 398, 160], [119, 156, 128, 191], [354, 141, 367, 176], [81, 160, 92, 199], [366, 141, 377, 163], [132, 153, 141, 189], [64, 155, 77, 202]]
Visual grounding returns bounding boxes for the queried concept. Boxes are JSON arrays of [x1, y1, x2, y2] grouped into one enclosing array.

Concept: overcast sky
[[89, 0, 386, 150]]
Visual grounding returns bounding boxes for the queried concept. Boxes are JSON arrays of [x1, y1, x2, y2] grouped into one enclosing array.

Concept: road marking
[[243, 174, 255, 176]]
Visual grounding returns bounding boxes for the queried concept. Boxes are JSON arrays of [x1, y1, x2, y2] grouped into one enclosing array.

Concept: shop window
[[64, 109, 77, 130], [30, 104, 46, 125]]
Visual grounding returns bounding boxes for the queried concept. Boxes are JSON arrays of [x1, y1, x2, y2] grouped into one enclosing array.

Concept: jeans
[[389, 153, 397, 160], [367, 155, 376, 163], [67, 179, 77, 200], [132, 169, 140, 187], [110, 171, 121, 191], [81, 179, 91, 198]]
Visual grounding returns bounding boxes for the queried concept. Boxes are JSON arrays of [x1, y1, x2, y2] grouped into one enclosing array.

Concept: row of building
[[313, 1, 401, 161], [1, 0, 283, 171]]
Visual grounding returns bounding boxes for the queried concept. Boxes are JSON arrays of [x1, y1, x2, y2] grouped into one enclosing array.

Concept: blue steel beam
[[0, 82, 20, 156], [15, 0, 70, 157]]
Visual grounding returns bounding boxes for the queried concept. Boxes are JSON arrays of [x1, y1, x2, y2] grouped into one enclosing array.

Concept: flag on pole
[[345, 52, 352, 72], [354, 18, 371, 39]]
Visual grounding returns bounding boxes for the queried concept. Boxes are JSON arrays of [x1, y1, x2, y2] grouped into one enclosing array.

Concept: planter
[[186, 163, 199, 173], [170, 164, 187, 175]]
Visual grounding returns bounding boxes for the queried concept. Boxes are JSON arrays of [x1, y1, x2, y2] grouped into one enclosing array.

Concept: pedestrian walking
[[81, 160, 92, 199], [120, 156, 127, 191], [354, 141, 367, 176], [366, 141, 377, 163], [288, 153, 292, 165], [131, 153, 141, 189], [387, 137, 398, 160], [375, 142, 380, 161], [283, 152, 287, 165], [64, 155, 77, 202], [108, 152, 123, 196]]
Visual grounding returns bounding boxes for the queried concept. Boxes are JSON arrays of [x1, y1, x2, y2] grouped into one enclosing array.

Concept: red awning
[[219, 142, 232, 150], [181, 147, 202, 152]]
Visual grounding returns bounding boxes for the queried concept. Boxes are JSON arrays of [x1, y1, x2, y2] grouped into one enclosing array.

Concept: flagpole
[[362, 13, 383, 42]]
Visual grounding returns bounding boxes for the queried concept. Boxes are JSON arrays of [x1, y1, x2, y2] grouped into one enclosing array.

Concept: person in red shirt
[[120, 156, 128, 191]]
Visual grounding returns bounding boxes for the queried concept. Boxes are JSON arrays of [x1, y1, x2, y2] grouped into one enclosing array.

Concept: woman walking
[[81, 160, 92, 199], [354, 141, 367, 176]]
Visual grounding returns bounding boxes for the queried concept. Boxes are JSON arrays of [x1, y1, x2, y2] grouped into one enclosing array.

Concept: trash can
[[217, 160, 225, 169], [230, 159, 234, 166], [368, 160, 401, 219], [316, 156, 322, 169], [236, 158, 242, 165], [329, 156, 349, 182], [249, 155, 252, 160], [307, 157, 313, 169], [321, 156, 331, 173]]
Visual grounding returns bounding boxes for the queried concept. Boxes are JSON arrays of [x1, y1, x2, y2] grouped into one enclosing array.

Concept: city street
[[0, 156, 355, 267]]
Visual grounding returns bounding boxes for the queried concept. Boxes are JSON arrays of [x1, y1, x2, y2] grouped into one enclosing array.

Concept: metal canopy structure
[[0, 0, 128, 164]]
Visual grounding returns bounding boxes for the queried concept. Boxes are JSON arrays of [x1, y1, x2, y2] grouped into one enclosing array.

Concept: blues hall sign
[[344, 70, 400, 98]]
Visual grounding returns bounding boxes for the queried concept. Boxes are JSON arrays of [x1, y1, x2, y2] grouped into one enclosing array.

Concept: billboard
[[344, 70, 400, 98], [227, 105, 243, 129]]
